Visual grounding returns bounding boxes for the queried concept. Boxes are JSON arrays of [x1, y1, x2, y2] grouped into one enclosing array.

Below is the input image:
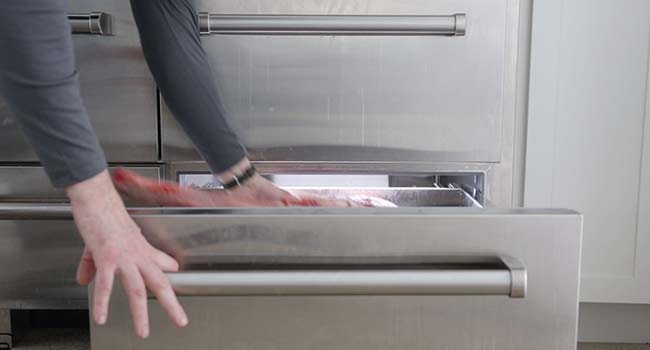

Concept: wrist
[[215, 158, 252, 184], [66, 171, 133, 246], [65, 170, 123, 210]]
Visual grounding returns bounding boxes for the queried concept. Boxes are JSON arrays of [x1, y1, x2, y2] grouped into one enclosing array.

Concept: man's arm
[[0, 0, 105, 186], [129, 0, 297, 203], [130, 0, 246, 174], [0, 0, 186, 337], [67, 170, 187, 338]]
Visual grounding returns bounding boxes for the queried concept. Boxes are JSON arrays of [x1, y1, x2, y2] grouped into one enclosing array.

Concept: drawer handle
[[68, 12, 113, 35], [198, 13, 466, 36], [166, 256, 525, 298]]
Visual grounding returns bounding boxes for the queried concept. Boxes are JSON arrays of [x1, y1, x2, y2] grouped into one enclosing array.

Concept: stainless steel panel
[[162, 0, 514, 163], [0, 211, 84, 309], [87, 207, 581, 350], [0, 166, 160, 202], [198, 13, 466, 35], [0, 1, 158, 162], [293, 188, 481, 207], [166, 161, 491, 180], [0, 166, 160, 309]]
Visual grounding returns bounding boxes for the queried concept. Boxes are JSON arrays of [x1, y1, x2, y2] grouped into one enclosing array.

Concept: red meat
[[111, 168, 390, 208]]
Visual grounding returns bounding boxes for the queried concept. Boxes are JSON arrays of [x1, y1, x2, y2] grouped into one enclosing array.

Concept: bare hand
[[113, 167, 380, 208], [66, 170, 188, 338], [214, 158, 296, 203]]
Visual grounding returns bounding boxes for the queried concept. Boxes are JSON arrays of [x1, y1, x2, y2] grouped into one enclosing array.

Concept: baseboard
[[579, 303, 650, 343]]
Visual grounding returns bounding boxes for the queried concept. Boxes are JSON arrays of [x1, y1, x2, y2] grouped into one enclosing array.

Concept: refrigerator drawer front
[[85, 208, 581, 350], [162, 0, 516, 163], [0, 166, 161, 202], [0, 1, 158, 162], [0, 218, 85, 309], [0, 167, 160, 309]]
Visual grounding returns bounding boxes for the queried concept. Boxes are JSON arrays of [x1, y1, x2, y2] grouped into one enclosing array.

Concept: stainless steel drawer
[[81, 207, 581, 350], [0, 211, 85, 309], [162, 0, 514, 163], [0, 166, 161, 309], [0, 166, 160, 202], [0, 1, 158, 162]]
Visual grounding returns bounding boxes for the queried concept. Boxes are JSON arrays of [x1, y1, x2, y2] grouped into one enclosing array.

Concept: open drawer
[[0, 206, 581, 349], [0, 173, 474, 310]]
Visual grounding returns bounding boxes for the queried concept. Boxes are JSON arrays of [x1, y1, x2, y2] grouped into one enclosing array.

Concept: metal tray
[[283, 187, 482, 208]]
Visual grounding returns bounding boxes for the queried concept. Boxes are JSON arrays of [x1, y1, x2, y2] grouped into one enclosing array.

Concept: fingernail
[[139, 326, 150, 339], [97, 314, 106, 325], [179, 315, 189, 327]]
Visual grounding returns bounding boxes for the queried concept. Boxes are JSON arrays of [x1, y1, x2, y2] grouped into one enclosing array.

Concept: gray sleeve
[[130, 0, 247, 174], [0, 0, 107, 188]]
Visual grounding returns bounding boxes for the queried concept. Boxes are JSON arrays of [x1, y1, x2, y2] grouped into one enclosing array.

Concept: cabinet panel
[[526, 0, 650, 303]]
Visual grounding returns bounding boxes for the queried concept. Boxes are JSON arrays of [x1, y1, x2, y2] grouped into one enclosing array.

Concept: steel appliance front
[[0, 0, 583, 348], [84, 207, 581, 350]]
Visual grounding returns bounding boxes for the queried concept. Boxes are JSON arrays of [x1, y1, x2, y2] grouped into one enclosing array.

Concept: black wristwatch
[[221, 165, 257, 190]]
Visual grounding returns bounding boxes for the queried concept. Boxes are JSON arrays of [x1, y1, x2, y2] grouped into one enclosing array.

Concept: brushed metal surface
[[161, 0, 513, 163], [198, 13, 466, 35], [166, 270, 514, 296], [272, 187, 481, 207], [0, 215, 85, 309], [0, 166, 160, 309], [166, 161, 492, 180], [0, 205, 579, 316], [0, 166, 160, 202], [0, 0, 158, 162], [162, 255, 524, 297], [85, 207, 581, 350], [68, 12, 113, 35]]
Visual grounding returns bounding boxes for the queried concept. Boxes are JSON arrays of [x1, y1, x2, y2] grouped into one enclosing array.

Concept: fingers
[[92, 263, 116, 326], [119, 264, 150, 339], [140, 264, 188, 328], [88, 246, 185, 338], [278, 187, 299, 200], [151, 248, 180, 272], [76, 247, 96, 285]]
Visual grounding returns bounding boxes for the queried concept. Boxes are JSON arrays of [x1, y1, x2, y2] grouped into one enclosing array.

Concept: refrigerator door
[[79, 207, 582, 350], [0, 1, 158, 162]]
